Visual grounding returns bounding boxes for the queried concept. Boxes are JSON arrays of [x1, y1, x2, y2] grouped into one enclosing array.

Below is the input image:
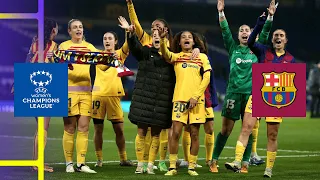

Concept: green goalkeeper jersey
[[220, 19, 272, 94]]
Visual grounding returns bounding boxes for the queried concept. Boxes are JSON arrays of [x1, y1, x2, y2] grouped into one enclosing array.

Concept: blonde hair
[[68, 19, 86, 40]]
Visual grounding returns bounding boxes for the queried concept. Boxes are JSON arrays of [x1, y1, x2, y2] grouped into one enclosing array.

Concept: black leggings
[[89, 64, 96, 90]]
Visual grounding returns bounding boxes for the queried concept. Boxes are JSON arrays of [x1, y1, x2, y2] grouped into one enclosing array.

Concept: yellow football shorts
[[265, 117, 283, 123], [172, 101, 206, 124], [205, 107, 214, 119], [91, 96, 124, 122], [68, 93, 91, 117], [245, 95, 282, 123], [244, 95, 253, 114]]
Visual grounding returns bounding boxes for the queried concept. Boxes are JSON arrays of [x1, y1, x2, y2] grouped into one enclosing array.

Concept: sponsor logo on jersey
[[181, 62, 199, 69], [182, 63, 187, 68], [261, 72, 296, 109], [236, 58, 253, 64]]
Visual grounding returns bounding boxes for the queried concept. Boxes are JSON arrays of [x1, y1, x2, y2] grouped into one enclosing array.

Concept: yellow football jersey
[[127, 3, 152, 46], [28, 39, 58, 63], [93, 42, 129, 96], [127, 3, 170, 47], [59, 40, 97, 94], [171, 52, 211, 102]]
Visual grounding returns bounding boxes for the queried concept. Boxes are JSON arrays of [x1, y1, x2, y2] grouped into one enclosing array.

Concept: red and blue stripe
[[264, 92, 295, 105]]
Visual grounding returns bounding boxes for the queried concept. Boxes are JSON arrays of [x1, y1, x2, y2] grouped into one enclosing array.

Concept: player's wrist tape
[[267, 15, 273, 21], [219, 11, 225, 18]]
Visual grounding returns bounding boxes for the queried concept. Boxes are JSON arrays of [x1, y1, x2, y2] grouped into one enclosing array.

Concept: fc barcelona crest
[[261, 72, 297, 109]]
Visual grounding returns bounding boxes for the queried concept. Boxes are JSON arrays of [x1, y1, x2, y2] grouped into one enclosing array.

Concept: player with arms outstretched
[[224, 0, 277, 173], [59, 19, 97, 173], [210, 0, 272, 173]]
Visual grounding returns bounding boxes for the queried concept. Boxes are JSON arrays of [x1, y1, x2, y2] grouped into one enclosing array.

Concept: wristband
[[267, 15, 273, 21], [219, 11, 225, 18]]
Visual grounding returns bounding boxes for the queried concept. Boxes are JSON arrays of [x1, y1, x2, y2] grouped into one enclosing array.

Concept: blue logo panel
[[14, 63, 68, 117]]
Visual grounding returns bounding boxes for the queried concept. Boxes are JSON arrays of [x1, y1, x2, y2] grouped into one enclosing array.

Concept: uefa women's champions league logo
[[24, 69, 59, 109], [14, 63, 68, 117], [30, 70, 52, 94]]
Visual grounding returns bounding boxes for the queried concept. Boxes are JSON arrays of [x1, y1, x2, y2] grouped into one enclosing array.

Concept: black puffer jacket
[[127, 33, 175, 129]]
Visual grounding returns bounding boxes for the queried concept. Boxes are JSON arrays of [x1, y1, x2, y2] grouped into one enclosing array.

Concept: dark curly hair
[[172, 31, 205, 53]]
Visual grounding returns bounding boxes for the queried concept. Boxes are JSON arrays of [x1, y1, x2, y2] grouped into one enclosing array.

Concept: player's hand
[[267, 0, 278, 16], [217, 0, 224, 12], [158, 27, 168, 39], [46, 51, 53, 59], [118, 16, 130, 31], [191, 48, 200, 60], [46, 51, 54, 62], [113, 53, 119, 60], [188, 98, 198, 109], [126, 0, 132, 4], [128, 24, 135, 33], [257, 12, 267, 25]]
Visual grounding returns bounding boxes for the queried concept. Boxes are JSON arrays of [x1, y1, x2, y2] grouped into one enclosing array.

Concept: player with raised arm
[[60, 19, 97, 174], [126, 0, 174, 171], [92, 16, 134, 168], [247, 1, 295, 177], [210, 0, 272, 174], [224, 1, 277, 173], [126, 0, 202, 171], [124, 20, 175, 174], [159, 28, 211, 176]]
